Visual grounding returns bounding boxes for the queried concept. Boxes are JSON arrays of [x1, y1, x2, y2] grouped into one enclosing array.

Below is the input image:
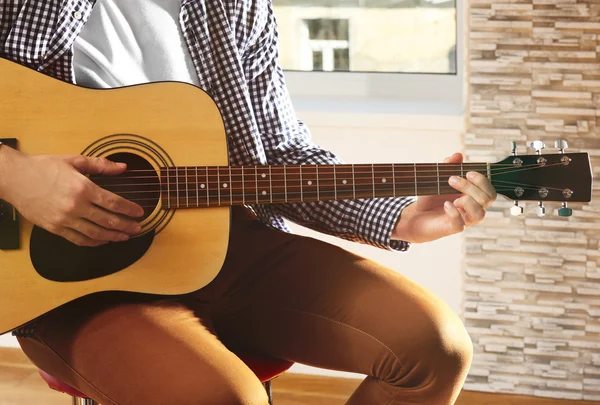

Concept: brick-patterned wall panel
[[465, 0, 600, 400]]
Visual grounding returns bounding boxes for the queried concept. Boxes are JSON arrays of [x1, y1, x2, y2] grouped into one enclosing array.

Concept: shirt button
[[73, 11, 83, 20]]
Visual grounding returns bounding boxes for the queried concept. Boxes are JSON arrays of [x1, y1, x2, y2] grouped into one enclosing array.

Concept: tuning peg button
[[510, 201, 524, 216], [555, 139, 568, 154], [537, 202, 546, 217], [530, 141, 546, 155], [558, 202, 572, 217]]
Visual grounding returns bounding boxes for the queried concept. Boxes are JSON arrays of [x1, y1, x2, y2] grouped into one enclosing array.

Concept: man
[[0, 1, 496, 404]]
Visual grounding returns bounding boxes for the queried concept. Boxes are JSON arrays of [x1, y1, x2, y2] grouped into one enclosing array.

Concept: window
[[273, 0, 464, 110], [303, 19, 350, 71], [274, 0, 457, 74]]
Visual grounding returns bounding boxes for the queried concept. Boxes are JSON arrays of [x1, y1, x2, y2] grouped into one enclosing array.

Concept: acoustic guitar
[[0, 57, 593, 335]]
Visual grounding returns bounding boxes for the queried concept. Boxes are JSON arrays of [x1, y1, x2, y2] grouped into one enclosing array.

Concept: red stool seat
[[39, 354, 294, 399]]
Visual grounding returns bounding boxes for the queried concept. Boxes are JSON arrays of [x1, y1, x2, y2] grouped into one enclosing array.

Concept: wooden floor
[[1, 348, 598, 405]]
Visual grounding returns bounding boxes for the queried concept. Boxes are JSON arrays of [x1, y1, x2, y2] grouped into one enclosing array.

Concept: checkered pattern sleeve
[[243, 7, 416, 251]]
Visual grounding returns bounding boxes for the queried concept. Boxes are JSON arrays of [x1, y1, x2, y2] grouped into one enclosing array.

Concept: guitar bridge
[[0, 138, 19, 250]]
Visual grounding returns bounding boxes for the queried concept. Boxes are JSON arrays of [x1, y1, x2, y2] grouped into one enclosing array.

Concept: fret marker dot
[[261, 173, 266, 178], [342, 180, 347, 184], [262, 190, 267, 195], [223, 183, 228, 188], [200, 184, 206, 189], [382, 178, 387, 183], [307, 180, 313, 185]]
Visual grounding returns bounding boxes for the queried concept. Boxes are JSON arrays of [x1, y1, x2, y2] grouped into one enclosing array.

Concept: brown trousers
[[18, 208, 473, 405]]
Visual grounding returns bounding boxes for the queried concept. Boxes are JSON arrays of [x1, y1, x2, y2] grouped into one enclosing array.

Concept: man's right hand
[[0, 147, 144, 247]]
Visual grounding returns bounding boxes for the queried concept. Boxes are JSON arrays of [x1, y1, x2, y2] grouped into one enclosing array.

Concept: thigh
[[213, 225, 470, 387], [18, 292, 268, 405]]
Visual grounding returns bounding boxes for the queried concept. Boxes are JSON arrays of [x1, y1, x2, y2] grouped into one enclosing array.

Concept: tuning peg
[[555, 139, 568, 154], [530, 141, 546, 155], [537, 201, 546, 217], [510, 201, 524, 216], [511, 141, 517, 156], [558, 202, 573, 217]]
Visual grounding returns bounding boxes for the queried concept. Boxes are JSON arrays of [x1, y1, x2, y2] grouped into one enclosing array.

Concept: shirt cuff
[[355, 197, 417, 251]]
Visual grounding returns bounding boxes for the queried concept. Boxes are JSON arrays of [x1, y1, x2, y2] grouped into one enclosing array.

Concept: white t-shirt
[[73, 0, 200, 88]]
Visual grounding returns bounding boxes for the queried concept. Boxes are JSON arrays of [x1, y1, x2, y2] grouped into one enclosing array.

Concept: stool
[[39, 354, 294, 405]]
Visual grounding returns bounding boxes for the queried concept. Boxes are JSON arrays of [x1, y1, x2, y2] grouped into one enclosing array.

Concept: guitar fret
[[229, 166, 233, 204], [167, 167, 171, 209], [436, 163, 440, 195], [255, 166, 258, 204], [333, 165, 337, 200], [392, 163, 395, 197], [242, 166, 245, 205], [269, 165, 273, 203], [461, 163, 464, 179], [206, 167, 209, 206], [487, 162, 491, 180], [414, 163, 417, 196], [176, 168, 180, 208], [352, 164, 356, 199], [284, 165, 288, 202], [185, 166, 189, 208], [316, 165, 320, 201], [300, 165, 303, 202], [195, 167, 199, 207], [372, 164, 375, 198], [217, 167, 221, 206]]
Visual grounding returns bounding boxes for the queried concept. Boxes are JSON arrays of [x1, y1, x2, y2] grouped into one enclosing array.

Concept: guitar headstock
[[492, 140, 592, 217]]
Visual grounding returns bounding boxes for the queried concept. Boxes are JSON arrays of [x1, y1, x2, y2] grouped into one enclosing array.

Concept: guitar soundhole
[[92, 152, 160, 222]]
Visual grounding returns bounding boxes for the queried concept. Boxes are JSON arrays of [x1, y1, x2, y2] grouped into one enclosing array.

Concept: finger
[[466, 171, 497, 203], [83, 205, 142, 234], [67, 155, 128, 176], [453, 196, 486, 226], [443, 200, 466, 234], [448, 174, 494, 208], [89, 184, 145, 218], [69, 217, 132, 243], [59, 227, 108, 247], [443, 153, 464, 164]]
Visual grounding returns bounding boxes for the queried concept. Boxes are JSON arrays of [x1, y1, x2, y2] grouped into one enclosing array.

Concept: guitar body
[[0, 58, 231, 334]]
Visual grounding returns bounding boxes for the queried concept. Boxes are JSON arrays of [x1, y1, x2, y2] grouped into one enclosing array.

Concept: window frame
[[280, 0, 465, 114]]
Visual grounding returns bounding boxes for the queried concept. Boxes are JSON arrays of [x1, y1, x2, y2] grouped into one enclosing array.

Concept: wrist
[[391, 201, 417, 242], [0, 144, 22, 201]]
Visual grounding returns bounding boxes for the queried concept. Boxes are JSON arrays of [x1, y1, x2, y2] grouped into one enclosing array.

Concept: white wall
[[0, 107, 465, 379]]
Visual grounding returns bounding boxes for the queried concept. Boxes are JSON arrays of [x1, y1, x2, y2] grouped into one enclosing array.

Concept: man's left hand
[[391, 152, 497, 243]]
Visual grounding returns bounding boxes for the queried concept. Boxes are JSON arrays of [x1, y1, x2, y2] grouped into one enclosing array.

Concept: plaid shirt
[[0, 0, 414, 251]]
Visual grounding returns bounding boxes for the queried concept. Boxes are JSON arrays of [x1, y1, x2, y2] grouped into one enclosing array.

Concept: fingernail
[[116, 162, 126, 168], [444, 201, 452, 211], [466, 171, 476, 180], [449, 176, 459, 184], [119, 234, 129, 241]]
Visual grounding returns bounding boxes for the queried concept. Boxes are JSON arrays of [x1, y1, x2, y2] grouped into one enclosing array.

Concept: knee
[[385, 310, 473, 390], [407, 311, 473, 399]]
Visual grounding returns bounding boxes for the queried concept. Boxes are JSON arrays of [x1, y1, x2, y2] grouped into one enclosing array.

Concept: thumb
[[66, 155, 127, 175], [443, 152, 464, 164]]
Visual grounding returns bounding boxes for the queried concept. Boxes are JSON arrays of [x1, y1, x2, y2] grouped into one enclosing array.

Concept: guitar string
[[127, 186, 556, 209], [90, 162, 529, 175], [127, 188, 576, 210], [89, 162, 552, 181], [90, 162, 562, 186], [91, 162, 570, 193]]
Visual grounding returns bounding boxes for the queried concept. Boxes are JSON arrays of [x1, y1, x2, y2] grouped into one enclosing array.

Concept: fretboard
[[156, 163, 491, 209]]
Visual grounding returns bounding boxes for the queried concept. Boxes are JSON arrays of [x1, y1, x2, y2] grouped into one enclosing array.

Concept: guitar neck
[[156, 163, 491, 208]]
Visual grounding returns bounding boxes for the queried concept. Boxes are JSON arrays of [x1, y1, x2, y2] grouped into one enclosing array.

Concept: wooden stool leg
[[263, 380, 273, 405], [72, 397, 99, 405]]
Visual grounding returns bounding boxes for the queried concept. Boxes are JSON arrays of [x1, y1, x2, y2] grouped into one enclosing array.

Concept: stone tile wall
[[465, 0, 600, 400]]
